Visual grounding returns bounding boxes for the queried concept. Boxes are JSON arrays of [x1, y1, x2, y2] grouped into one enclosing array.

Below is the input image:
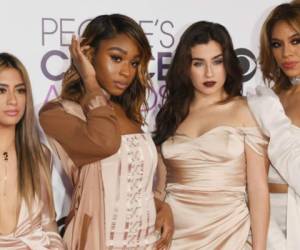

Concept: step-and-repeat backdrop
[[1, 0, 287, 224]]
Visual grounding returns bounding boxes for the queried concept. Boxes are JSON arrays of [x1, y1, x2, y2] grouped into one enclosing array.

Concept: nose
[[7, 91, 17, 105], [120, 62, 131, 78], [205, 63, 214, 77], [282, 43, 294, 58]]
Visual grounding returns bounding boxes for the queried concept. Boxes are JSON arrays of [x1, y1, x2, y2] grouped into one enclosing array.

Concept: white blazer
[[247, 86, 300, 250]]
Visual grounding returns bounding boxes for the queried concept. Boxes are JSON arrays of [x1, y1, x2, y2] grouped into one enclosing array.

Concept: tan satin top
[[0, 198, 64, 250], [160, 126, 267, 250]]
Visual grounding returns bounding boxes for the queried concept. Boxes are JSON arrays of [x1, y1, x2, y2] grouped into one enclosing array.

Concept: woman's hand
[[154, 199, 174, 250], [69, 35, 100, 93]]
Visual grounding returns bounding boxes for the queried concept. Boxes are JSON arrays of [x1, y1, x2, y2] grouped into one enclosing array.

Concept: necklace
[[0, 151, 9, 198], [290, 76, 300, 85]]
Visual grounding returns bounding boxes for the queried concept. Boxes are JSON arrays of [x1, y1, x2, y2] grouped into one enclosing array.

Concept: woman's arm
[[246, 143, 270, 250], [247, 86, 300, 195], [154, 198, 174, 250], [40, 35, 121, 167], [39, 98, 121, 167], [153, 146, 174, 249], [153, 147, 167, 201]]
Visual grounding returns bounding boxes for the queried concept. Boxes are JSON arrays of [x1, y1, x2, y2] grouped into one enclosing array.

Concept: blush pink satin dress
[[161, 126, 267, 250], [0, 198, 65, 250]]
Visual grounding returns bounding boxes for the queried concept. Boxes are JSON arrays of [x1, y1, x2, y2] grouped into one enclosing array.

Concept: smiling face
[[189, 40, 226, 97], [93, 33, 141, 96], [0, 67, 26, 129], [271, 20, 300, 78]]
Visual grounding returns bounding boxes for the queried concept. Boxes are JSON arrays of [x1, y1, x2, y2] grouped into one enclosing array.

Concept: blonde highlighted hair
[[0, 53, 54, 216], [62, 14, 152, 124]]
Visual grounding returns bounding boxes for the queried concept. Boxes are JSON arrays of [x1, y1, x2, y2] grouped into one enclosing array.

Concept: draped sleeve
[[242, 127, 268, 156]]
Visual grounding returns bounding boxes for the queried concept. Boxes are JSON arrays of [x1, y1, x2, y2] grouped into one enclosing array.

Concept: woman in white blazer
[[247, 2, 300, 249]]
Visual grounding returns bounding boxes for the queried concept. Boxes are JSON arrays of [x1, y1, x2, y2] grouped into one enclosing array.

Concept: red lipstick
[[203, 81, 216, 87]]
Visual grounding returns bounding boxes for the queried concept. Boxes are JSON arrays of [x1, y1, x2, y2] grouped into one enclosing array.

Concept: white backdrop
[[1, 0, 288, 222]]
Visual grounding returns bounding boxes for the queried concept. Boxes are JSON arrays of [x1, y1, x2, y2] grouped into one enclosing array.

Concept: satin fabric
[[161, 126, 267, 250], [0, 199, 64, 250], [47, 100, 157, 250]]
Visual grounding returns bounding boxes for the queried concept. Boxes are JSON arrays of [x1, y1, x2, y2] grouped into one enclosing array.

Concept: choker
[[290, 76, 300, 85]]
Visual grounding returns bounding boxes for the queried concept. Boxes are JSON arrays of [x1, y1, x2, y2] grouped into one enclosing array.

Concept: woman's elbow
[[101, 135, 121, 157]]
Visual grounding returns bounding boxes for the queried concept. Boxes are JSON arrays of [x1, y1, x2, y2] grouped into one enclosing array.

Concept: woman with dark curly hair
[[154, 21, 269, 249]]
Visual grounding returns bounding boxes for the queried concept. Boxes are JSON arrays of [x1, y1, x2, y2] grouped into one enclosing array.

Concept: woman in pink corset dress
[[39, 14, 173, 250]]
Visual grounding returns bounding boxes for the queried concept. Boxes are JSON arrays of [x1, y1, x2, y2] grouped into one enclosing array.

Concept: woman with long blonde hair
[[0, 53, 64, 249]]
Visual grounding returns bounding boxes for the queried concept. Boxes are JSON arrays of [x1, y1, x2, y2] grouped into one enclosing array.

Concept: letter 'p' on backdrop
[[1, 0, 287, 224]]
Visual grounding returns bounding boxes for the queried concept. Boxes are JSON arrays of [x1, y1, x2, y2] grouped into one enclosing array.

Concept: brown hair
[[0, 53, 54, 215], [260, 3, 300, 92], [62, 14, 152, 124], [153, 21, 242, 145]]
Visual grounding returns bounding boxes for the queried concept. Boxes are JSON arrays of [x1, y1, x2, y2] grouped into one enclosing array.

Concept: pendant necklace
[[0, 151, 9, 198]]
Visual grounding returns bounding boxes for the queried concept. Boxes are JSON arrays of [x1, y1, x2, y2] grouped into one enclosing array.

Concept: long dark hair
[[153, 21, 242, 145], [62, 14, 152, 124], [260, 3, 300, 92], [0, 53, 54, 215]]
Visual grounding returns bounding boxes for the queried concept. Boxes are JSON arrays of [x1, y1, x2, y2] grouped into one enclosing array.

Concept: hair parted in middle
[[260, 3, 300, 92], [61, 14, 152, 124], [0, 52, 54, 216], [153, 21, 243, 145]]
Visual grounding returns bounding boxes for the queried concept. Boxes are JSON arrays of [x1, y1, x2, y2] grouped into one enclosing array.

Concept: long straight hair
[[0, 53, 54, 215]]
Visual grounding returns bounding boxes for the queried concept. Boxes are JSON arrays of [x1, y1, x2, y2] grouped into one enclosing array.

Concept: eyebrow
[[191, 54, 223, 61], [107, 47, 141, 59], [272, 33, 300, 40], [0, 83, 25, 87], [108, 47, 128, 55]]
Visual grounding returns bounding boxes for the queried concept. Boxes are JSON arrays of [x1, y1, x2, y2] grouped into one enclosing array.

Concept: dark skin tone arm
[[71, 35, 174, 249]]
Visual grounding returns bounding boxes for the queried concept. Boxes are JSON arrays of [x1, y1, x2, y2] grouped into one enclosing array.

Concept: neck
[[0, 126, 16, 152], [191, 89, 228, 110]]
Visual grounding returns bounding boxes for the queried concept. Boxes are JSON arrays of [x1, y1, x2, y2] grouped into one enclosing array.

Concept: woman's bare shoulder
[[231, 96, 258, 127]]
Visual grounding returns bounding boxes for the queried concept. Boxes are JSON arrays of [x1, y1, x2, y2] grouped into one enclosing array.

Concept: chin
[[110, 88, 128, 97], [0, 117, 22, 127], [200, 89, 219, 96], [283, 70, 300, 78], [0, 121, 18, 128]]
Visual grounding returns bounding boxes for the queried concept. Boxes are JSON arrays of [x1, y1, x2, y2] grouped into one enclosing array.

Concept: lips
[[203, 81, 216, 87], [114, 81, 129, 90], [282, 61, 298, 70], [4, 110, 19, 117]]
